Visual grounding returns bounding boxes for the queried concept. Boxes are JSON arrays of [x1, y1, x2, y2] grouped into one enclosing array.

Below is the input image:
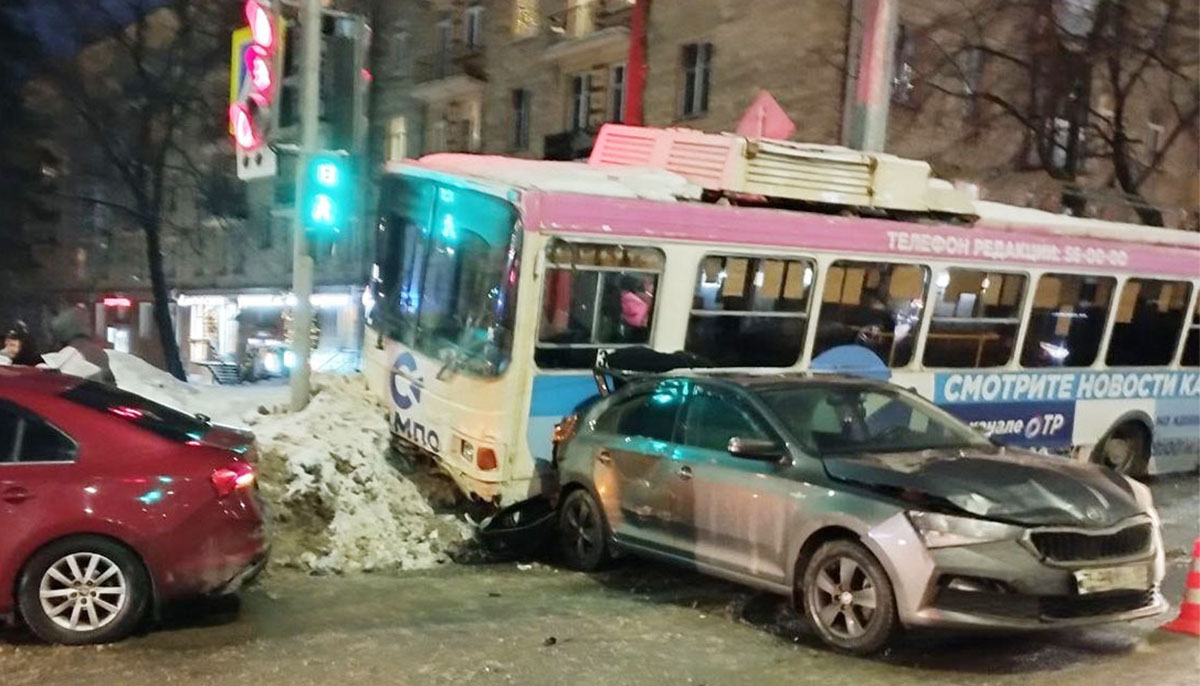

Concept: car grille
[[935, 588, 1156, 621], [1029, 523, 1153, 563], [1041, 590, 1156, 620]]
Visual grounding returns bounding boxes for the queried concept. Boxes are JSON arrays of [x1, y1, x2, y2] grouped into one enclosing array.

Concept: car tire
[[557, 488, 610, 571], [798, 539, 898, 654], [17, 535, 151, 645], [1092, 422, 1150, 477]]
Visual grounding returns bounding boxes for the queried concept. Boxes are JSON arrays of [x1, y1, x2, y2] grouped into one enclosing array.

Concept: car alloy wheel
[[18, 535, 150, 645], [558, 489, 609, 571], [810, 556, 876, 640], [800, 539, 897, 654], [38, 552, 128, 632]]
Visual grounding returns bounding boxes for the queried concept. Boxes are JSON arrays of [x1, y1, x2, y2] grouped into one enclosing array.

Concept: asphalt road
[[2, 477, 1197, 686]]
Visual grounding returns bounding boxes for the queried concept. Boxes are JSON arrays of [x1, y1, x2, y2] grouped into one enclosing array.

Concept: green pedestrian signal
[[302, 154, 353, 233]]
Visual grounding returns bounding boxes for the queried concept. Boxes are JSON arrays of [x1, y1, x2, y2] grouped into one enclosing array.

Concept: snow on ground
[[109, 351, 287, 425], [109, 352, 470, 574]]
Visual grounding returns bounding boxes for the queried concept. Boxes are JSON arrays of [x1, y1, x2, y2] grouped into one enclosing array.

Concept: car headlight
[[906, 511, 1024, 548]]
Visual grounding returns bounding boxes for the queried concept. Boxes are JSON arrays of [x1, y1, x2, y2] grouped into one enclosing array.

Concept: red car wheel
[[17, 535, 150, 645]]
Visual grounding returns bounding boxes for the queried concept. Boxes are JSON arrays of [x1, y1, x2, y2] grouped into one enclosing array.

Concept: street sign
[[237, 145, 278, 181], [229, 2, 283, 170]]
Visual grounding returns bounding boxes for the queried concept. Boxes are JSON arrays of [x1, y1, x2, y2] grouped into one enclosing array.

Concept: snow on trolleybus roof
[[385, 154, 703, 203]]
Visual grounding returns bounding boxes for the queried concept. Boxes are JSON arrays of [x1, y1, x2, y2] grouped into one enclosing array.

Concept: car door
[[588, 379, 686, 554], [670, 384, 792, 584], [0, 400, 80, 575]]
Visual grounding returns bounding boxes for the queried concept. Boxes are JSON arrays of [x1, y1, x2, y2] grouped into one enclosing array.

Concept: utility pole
[[289, 0, 321, 411], [842, 0, 898, 151], [624, 0, 650, 126]]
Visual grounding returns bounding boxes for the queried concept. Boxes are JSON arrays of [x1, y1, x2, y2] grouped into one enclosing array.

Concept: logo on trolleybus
[[390, 351, 423, 409], [389, 351, 442, 454]]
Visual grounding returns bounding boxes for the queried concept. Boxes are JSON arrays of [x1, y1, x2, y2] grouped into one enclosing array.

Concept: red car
[[0, 367, 268, 644]]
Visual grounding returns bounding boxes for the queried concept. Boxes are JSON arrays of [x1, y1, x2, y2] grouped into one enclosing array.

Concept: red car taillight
[[211, 463, 256, 497]]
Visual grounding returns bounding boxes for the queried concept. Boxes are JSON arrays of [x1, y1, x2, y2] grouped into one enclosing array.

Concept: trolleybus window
[[535, 240, 665, 369], [685, 255, 814, 367], [1106, 279, 1192, 367], [1181, 298, 1200, 367], [1020, 273, 1114, 368], [376, 177, 521, 376], [813, 261, 928, 368], [923, 269, 1027, 368]]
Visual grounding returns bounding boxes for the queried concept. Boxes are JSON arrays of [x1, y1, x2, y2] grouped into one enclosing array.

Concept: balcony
[[547, 0, 634, 37], [543, 128, 598, 161], [410, 43, 487, 103]]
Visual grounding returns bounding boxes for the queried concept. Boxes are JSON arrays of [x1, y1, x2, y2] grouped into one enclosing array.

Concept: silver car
[[551, 374, 1166, 653]]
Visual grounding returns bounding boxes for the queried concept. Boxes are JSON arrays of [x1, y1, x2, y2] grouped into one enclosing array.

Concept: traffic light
[[302, 154, 354, 233], [229, 1, 280, 150]]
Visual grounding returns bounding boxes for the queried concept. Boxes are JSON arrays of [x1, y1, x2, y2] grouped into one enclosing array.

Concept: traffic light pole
[[289, 0, 321, 411]]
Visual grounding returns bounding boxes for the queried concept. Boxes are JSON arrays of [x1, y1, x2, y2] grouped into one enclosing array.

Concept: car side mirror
[[727, 436, 786, 461]]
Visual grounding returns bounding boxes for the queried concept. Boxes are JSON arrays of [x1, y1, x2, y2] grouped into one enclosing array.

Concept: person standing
[[1, 326, 40, 366], [47, 307, 116, 384], [619, 275, 654, 343]]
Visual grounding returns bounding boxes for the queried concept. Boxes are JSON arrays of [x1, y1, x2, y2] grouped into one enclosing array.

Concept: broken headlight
[[906, 511, 1024, 548]]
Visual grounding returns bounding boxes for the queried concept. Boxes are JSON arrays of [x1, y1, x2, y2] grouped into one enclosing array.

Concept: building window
[[1144, 122, 1165, 165], [392, 30, 410, 75], [1020, 273, 1115, 368], [511, 89, 531, 150], [1106, 279, 1192, 367], [814, 261, 929, 368], [959, 47, 984, 118], [535, 240, 665, 369], [892, 24, 915, 105], [681, 42, 712, 117], [431, 119, 448, 152], [685, 255, 814, 367], [512, 0, 540, 38], [570, 72, 591, 131], [435, 20, 452, 75], [386, 116, 408, 162], [464, 5, 485, 49], [924, 270, 1027, 368], [609, 63, 626, 123]]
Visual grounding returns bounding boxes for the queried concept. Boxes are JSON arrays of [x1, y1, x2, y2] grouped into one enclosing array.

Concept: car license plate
[[1073, 565, 1151, 594]]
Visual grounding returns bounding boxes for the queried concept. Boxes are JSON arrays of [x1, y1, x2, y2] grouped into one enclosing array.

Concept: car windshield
[[760, 384, 991, 457]]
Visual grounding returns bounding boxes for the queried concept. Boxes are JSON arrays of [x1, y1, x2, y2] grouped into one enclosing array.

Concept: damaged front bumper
[[872, 512, 1167, 631]]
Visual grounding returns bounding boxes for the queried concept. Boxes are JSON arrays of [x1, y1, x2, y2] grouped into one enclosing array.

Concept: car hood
[[822, 447, 1142, 528]]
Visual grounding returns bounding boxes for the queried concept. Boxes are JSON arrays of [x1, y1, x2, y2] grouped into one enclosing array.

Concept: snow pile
[[109, 351, 204, 411], [247, 375, 472, 573], [108, 351, 470, 574]]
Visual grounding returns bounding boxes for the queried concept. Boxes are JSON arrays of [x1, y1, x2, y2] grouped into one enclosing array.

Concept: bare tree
[[32, 0, 241, 379], [909, 0, 1199, 225]]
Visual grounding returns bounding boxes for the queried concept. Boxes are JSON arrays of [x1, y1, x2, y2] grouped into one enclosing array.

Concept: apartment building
[[373, 0, 1197, 227]]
